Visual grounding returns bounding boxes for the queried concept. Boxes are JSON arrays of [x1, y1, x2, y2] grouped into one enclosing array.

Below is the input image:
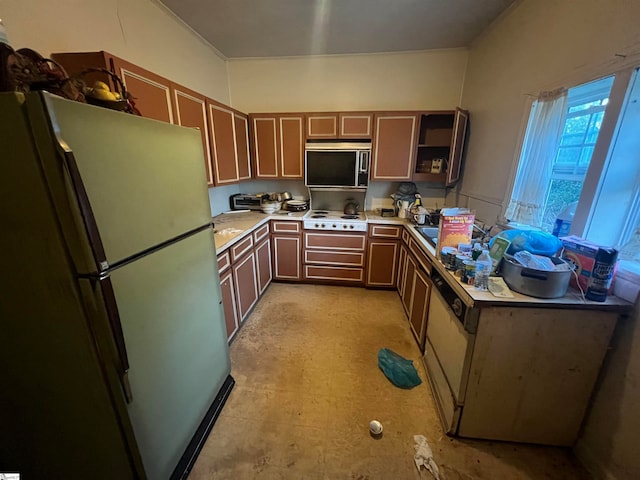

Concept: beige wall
[[2, 0, 230, 103], [227, 49, 468, 112], [459, 1, 640, 478], [455, 0, 640, 224]]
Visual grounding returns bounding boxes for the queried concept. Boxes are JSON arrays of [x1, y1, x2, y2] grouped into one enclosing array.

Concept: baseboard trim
[[171, 374, 235, 480]]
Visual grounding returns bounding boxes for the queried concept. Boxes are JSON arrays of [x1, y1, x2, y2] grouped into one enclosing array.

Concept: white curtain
[[506, 88, 568, 226]]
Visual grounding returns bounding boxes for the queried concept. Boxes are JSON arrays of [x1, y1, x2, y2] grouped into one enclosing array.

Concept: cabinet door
[[366, 240, 399, 287], [233, 251, 259, 321], [171, 85, 213, 185], [446, 108, 469, 187], [307, 113, 338, 139], [401, 253, 417, 315], [109, 55, 174, 124], [251, 115, 279, 178], [279, 115, 304, 178], [234, 113, 251, 181], [339, 113, 373, 139], [408, 266, 431, 352], [272, 235, 301, 280], [220, 270, 239, 341], [255, 238, 272, 295], [208, 101, 239, 185], [397, 242, 407, 293], [371, 113, 419, 180]]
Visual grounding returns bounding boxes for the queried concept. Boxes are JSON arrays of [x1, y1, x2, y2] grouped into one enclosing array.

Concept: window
[[507, 66, 640, 299]]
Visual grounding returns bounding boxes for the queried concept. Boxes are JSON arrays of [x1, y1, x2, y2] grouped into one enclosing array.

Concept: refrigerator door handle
[[122, 371, 134, 403], [99, 277, 133, 403]]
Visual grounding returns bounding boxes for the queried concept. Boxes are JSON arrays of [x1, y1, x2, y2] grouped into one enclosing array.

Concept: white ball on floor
[[369, 420, 383, 435]]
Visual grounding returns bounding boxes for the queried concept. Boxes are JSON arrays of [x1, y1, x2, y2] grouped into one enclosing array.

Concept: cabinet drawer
[[271, 221, 301, 234], [304, 232, 366, 251], [305, 250, 365, 267], [253, 223, 270, 243], [304, 265, 364, 283], [230, 235, 254, 262], [368, 224, 402, 238], [409, 238, 432, 275], [217, 251, 231, 274]]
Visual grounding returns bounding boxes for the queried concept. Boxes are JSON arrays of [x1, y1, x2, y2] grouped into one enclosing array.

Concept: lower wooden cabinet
[[366, 224, 402, 287], [255, 237, 272, 294], [233, 250, 259, 322], [401, 254, 417, 315], [271, 221, 302, 281], [303, 231, 366, 284], [408, 265, 431, 352], [219, 270, 239, 341]]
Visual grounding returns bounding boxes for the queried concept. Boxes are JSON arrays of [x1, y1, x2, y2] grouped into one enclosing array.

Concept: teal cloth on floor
[[377, 348, 422, 389]]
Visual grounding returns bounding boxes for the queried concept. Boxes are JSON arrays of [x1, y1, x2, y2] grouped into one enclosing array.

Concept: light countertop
[[211, 210, 632, 312]]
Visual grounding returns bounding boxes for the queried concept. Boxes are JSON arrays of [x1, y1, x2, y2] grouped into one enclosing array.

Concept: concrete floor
[[189, 283, 591, 479]]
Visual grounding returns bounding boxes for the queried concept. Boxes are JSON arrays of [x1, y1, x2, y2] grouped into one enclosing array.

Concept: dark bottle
[[585, 247, 618, 302]]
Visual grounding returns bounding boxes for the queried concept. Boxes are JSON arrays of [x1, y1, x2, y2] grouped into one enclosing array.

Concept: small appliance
[[230, 193, 263, 210]]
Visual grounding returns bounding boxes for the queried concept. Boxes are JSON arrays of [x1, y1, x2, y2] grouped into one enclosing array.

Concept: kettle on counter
[[344, 201, 360, 215]]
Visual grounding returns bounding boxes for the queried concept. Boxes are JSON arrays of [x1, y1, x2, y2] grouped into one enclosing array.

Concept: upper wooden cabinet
[[51, 51, 174, 124], [307, 113, 338, 139], [414, 108, 469, 186], [52, 50, 252, 187], [371, 113, 420, 181], [170, 84, 213, 185], [306, 112, 373, 140], [250, 114, 304, 179]]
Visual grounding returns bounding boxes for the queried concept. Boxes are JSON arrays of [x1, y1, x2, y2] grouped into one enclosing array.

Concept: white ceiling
[[159, 0, 517, 59]]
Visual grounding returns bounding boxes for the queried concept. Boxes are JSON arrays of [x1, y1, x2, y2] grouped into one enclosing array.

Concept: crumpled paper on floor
[[413, 435, 440, 479]]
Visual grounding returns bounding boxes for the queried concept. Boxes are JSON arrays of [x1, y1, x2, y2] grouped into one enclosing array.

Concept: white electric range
[[302, 210, 368, 231]]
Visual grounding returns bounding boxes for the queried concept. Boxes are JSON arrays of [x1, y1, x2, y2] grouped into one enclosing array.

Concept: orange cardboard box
[[437, 210, 475, 254]]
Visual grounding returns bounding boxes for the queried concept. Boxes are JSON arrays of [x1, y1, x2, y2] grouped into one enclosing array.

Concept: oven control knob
[[315, 223, 319, 228], [321, 223, 325, 228], [332, 224, 337, 228], [343, 225, 348, 229], [349, 225, 354, 229], [452, 298, 463, 317]]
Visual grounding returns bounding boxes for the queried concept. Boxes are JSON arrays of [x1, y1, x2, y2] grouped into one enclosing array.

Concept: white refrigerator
[[0, 91, 233, 479]]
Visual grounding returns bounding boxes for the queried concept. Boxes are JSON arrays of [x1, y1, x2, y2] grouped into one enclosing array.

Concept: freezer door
[[107, 229, 230, 480], [38, 93, 212, 268]]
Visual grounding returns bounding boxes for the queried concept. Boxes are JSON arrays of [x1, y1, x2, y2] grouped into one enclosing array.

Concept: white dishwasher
[[423, 269, 477, 435]]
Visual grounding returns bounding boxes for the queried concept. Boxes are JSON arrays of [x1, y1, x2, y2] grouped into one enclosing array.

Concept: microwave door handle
[[359, 152, 369, 173]]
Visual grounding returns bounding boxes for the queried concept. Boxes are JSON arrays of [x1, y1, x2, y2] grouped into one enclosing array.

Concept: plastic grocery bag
[[489, 229, 562, 257], [377, 348, 422, 389]]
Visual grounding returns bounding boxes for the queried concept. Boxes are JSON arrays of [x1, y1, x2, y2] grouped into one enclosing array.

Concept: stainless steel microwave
[[305, 142, 371, 188]]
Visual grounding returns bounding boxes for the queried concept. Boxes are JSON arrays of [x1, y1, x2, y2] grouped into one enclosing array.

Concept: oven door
[[424, 284, 476, 434]]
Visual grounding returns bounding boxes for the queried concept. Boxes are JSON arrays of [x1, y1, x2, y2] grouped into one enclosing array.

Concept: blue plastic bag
[[489, 229, 562, 257], [377, 348, 422, 389]]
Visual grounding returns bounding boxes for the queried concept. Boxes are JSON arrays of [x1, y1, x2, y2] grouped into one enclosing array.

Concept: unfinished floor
[[189, 283, 591, 479]]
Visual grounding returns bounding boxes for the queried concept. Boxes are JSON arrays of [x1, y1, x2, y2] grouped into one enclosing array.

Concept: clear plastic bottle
[[474, 249, 492, 291]]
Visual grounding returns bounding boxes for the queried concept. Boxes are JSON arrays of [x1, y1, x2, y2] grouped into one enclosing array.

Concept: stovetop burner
[[311, 214, 327, 218], [312, 210, 329, 215], [341, 215, 360, 220]]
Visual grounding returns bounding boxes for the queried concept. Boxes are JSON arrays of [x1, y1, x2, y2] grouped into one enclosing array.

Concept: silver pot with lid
[[344, 201, 360, 215]]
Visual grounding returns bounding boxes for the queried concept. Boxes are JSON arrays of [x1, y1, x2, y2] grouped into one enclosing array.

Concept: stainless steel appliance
[[230, 193, 263, 210], [1, 92, 233, 479], [305, 142, 371, 188], [303, 210, 368, 231]]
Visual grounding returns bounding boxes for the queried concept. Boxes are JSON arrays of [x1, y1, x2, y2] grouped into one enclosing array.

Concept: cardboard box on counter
[[437, 209, 475, 254], [560, 235, 617, 292]]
